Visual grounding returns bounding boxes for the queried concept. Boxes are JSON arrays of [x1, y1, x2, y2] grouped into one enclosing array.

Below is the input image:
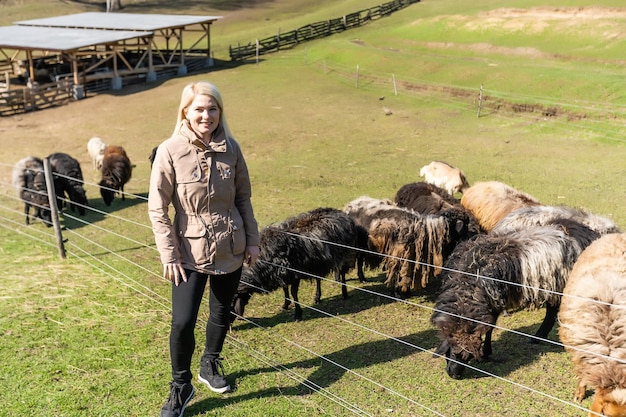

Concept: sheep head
[[432, 313, 492, 379], [99, 178, 116, 206], [230, 292, 251, 323], [69, 185, 88, 215]]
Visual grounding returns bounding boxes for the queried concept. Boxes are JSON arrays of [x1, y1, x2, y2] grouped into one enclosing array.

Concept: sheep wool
[[559, 232, 626, 417], [460, 180, 541, 233]]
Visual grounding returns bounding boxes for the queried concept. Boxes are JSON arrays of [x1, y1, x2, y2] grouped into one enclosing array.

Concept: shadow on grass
[[95, 59, 262, 98], [60, 192, 148, 230], [188, 328, 442, 415], [231, 272, 400, 330], [453, 321, 563, 380]]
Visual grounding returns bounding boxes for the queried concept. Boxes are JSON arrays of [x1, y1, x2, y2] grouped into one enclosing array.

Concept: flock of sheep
[[11, 136, 133, 226], [230, 160, 625, 417], [12, 149, 626, 415]]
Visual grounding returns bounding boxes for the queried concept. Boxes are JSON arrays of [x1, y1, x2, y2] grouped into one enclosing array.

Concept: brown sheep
[[559, 232, 626, 417], [460, 180, 541, 233], [99, 145, 132, 206]]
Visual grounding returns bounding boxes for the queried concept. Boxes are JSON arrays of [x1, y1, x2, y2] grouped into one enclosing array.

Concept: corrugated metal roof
[[15, 12, 221, 32], [0, 25, 152, 51]]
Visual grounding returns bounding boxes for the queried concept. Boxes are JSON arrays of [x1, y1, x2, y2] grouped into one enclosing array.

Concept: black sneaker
[[198, 357, 231, 393], [160, 381, 195, 417]]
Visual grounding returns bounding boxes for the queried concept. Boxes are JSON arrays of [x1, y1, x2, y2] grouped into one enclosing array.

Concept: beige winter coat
[[148, 122, 259, 275]]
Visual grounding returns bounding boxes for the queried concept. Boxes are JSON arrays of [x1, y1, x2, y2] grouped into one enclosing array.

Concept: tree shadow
[[187, 328, 441, 415]]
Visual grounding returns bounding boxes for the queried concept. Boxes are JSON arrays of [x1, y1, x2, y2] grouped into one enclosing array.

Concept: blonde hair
[[172, 81, 233, 138]]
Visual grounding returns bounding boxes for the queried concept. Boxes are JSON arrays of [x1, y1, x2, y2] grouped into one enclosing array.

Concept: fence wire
[[0, 163, 620, 416]]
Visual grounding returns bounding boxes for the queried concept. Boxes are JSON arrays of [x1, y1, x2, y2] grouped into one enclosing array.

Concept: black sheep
[[431, 218, 600, 379], [48, 152, 88, 216], [232, 207, 367, 322], [12, 156, 51, 226], [99, 145, 132, 206]]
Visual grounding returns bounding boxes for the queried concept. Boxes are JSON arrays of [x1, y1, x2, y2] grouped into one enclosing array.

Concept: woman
[[149, 81, 260, 417]]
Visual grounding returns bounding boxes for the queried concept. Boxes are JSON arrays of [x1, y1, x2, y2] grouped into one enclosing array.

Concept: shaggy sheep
[[559, 232, 626, 417], [48, 152, 88, 216], [99, 145, 132, 206], [394, 182, 482, 236], [87, 137, 107, 170], [431, 218, 600, 379], [343, 196, 417, 282], [394, 181, 459, 215], [460, 180, 541, 233], [231, 207, 367, 322], [419, 161, 470, 196], [12, 156, 51, 226], [368, 206, 476, 297], [492, 204, 620, 236]]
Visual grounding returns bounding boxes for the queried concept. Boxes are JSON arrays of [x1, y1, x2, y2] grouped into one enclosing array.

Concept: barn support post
[[112, 45, 122, 90], [43, 158, 66, 259], [205, 24, 214, 67], [177, 29, 187, 76]]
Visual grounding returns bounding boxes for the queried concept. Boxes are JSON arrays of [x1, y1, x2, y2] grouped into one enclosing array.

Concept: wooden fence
[[229, 0, 421, 61], [0, 79, 74, 117]]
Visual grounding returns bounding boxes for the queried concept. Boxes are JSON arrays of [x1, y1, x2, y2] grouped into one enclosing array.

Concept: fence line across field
[[0, 159, 621, 416]]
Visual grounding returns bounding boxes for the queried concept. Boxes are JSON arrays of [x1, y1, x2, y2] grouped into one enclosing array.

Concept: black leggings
[[169, 267, 242, 383]]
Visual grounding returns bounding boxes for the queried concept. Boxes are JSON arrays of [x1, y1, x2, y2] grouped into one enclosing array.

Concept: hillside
[[0, 1, 625, 416]]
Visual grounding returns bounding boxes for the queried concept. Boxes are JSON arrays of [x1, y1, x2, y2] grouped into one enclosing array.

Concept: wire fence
[[285, 54, 626, 146], [0, 158, 621, 416]]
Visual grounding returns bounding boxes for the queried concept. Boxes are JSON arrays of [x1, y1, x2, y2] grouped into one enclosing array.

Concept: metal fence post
[[43, 158, 66, 259]]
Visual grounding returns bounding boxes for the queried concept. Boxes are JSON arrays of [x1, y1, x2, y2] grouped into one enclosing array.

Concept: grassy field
[[1, 1, 625, 416]]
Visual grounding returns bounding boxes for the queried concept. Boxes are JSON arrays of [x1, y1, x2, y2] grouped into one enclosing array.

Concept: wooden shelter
[[0, 12, 221, 115]]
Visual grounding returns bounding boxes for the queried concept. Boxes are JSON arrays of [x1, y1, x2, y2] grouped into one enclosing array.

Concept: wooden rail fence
[[229, 0, 421, 61]]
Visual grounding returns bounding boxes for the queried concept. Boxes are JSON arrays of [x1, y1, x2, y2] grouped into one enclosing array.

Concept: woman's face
[[185, 94, 220, 140]]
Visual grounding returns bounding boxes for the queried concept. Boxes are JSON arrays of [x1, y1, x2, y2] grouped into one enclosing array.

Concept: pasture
[[1, 0, 625, 416]]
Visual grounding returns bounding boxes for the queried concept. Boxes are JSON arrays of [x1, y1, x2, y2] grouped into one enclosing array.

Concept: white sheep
[[419, 161, 470, 196], [559, 232, 626, 417], [87, 136, 107, 170]]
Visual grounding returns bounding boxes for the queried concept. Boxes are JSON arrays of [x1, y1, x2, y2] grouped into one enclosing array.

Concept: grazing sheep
[[559, 232, 626, 417], [431, 218, 600, 379], [394, 182, 482, 235], [368, 206, 476, 297], [48, 152, 88, 216], [11, 156, 51, 226], [87, 137, 107, 170], [343, 196, 411, 282], [460, 181, 541, 233], [492, 204, 620, 236], [419, 161, 470, 196], [99, 145, 132, 206], [394, 181, 459, 214], [231, 207, 366, 322]]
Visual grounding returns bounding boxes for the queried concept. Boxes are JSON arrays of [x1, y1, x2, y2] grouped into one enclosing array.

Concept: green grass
[[1, 1, 625, 416]]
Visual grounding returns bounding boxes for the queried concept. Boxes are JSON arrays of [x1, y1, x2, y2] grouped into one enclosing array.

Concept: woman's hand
[[163, 262, 188, 286], [244, 245, 260, 267]]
